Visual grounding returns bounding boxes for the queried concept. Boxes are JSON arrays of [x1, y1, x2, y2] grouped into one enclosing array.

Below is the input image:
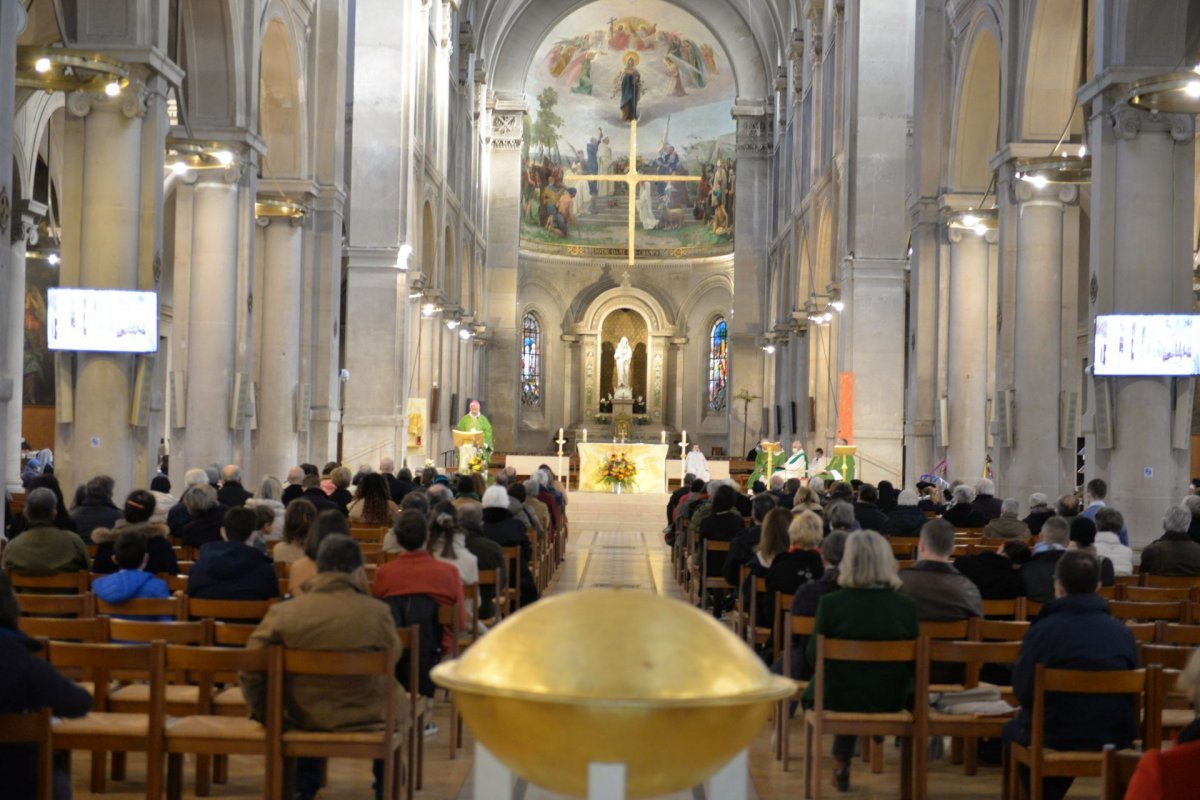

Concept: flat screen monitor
[[1093, 314, 1200, 377], [46, 288, 158, 354]]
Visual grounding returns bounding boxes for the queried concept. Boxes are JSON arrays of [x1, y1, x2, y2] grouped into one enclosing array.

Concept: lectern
[[454, 429, 485, 473]]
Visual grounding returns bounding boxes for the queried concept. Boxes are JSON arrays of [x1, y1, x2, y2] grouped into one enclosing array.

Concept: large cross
[[564, 120, 703, 266]]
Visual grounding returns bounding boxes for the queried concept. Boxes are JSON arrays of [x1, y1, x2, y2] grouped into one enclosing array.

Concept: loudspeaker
[[229, 374, 245, 430], [935, 396, 949, 448], [809, 396, 817, 433], [169, 370, 186, 428], [990, 389, 1014, 448], [790, 401, 797, 435], [1059, 391, 1079, 449], [245, 380, 258, 432], [760, 406, 770, 438], [450, 392, 459, 425], [775, 404, 782, 437], [294, 383, 310, 434], [54, 353, 74, 424], [1093, 378, 1114, 449], [130, 356, 154, 427], [1172, 378, 1194, 451], [430, 387, 440, 425]]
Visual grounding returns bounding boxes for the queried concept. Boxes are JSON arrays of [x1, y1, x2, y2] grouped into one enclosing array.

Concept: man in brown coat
[[242, 534, 406, 800]]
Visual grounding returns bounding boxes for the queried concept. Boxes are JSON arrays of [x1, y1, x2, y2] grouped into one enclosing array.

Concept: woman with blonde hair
[[327, 465, 354, 515], [792, 485, 823, 514], [766, 510, 825, 596], [801, 530, 918, 792]]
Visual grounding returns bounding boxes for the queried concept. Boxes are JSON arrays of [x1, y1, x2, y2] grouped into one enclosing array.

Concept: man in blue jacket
[[186, 507, 280, 601], [1003, 550, 1138, 800]]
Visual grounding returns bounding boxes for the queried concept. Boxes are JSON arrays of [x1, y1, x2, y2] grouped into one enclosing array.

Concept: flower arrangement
[[466, 453, 487, 474], [423, 459, 435, 469], [599, 451, 638, 491]]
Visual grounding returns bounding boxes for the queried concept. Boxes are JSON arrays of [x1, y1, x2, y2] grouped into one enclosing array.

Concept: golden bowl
[[432, 589, 795, 798]]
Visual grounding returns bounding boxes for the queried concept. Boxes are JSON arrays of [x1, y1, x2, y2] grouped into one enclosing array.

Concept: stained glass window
[[521, 312, 541, 407], [707, 318, 728, 412]]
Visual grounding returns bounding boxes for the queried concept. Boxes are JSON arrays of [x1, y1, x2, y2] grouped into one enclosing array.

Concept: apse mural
[[521, 0, 736, 260]]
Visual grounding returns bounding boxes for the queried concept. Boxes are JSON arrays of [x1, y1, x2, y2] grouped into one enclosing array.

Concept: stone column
[[944, 223, 993, 479], [183, 170, 242, 469], [63, 87, 148, 493], [481, 102, 525, 451], [6, 203, 44, 491], [255, 206, 305, 479], [0, 0, 23, 493], [729, 105, 772, 454], [1002, 178, 1078, 507], [1086, 104, 1194, 544]]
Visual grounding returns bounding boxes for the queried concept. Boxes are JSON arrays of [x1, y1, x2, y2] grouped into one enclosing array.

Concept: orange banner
[[837, 372, 854, 443]]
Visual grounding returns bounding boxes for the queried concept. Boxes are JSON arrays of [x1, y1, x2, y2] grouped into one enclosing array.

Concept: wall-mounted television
[[47, 288, 158, 354], [1093, 314, 1200, 377]]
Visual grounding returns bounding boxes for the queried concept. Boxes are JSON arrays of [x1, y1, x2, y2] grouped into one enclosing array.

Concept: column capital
[[1011, 179, 1079, 207], [1110, 104, 1194, 142], [732, 102, 773, 155], [66, 80, 148, 119], [489, 111, 523, 152], [10, 199, 47, 246]]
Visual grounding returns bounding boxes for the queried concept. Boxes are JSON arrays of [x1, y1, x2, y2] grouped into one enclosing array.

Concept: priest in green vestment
[[456, 400, 494, 461], [748, 440, 785, 487]]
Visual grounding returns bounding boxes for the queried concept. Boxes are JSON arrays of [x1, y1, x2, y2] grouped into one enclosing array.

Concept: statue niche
[[599, 308, 648, 414]]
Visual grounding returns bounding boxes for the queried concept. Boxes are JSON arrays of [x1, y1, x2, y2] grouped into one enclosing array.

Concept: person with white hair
[[971, 477, 1003, 522], [282, 466, 305, 505], [1022, 492, 1055, 537], [881, 489, 926, 538], [167, 467, 224, 539], [1139, 505, 1200, 576], [942, 483, 985, 529], [217, 464, 252, 508], [983, 498, 1031, 541], [481, 485, 539, 606]]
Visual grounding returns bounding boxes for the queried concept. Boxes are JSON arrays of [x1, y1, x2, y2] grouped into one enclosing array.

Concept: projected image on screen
[[1094, 315, 1200, 377], [47, 288, 158, 354]]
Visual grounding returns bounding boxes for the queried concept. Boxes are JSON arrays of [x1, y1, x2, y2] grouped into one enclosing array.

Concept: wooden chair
[[438, 603, 463, 763], [9, 571, 90, 594], [175, 561, 194, 574], [1156, 621, 1200, 646], [1006, 665, 1152, 800], [501, 546, 522, 613], [978, 620, 1029, 642], [696, 538, 733, 612], [163, 643, 280, 800], [921, 639, 1022, 781], [1113, 574, 1140, 588], [778, 612, 816, 770], [19, 615, 108, 643], [48, 640, 167, 798], [476, 568, 506, 626], [107, 619, 213, 714], [96, 595, 187, 621], [277, 648, 404, 800], [1124, 622, 1158, 644], [890, 537, 919, 559], [395, 625, 423, 800], [1100, 745, 1141, 800], [188, 597, 275, 623], [1139, 644, 1193, 749], [744, 574, 773, 648], [803, 636, 924, 800], [160, 574, 188, 593], [0, 709, 54, 800], [1108, 600, 1186, 623], [15, 592, 94, 618], [774, 593, 795, 664], [1141, 574, 1200, 590], [1120, 585, 1192, 602], [981, 597, 1027, 621]]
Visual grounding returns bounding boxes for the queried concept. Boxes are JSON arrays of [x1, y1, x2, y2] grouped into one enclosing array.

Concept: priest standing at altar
[[456, 400, 494, 460], [683, 444, 710, 481]]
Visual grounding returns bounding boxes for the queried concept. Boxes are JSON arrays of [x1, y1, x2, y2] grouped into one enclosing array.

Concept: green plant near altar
[[598, 452, 638, 490]]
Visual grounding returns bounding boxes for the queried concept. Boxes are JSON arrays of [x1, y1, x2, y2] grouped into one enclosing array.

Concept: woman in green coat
[[802, 529, 919, 791]]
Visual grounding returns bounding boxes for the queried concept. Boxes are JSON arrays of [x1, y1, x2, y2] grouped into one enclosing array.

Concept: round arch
[[259, 12, 308, 179], [420, 202, 437, 282], [180, 0, 242, 127], [1019, 0, 1083, 142], [950, 19, 1001, 192]]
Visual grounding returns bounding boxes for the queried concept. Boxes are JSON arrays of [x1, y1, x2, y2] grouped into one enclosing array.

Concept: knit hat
[[481, 485, 510, 510]]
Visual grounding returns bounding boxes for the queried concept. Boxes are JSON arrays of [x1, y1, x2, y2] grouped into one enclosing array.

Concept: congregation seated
[[505, 482, 543, 542], [801, 530, 919, 792], [348, 472, 400, 526], [521, 478, 553, 539], [982, 497, 1030, 541], [1003, 551, 1138, 800], [916, 483, 946, 515], [290, 510, 351, 591], [823, 499, 858, 536], [456, 500, 505, 619], [148, 475, 176, 524], [245, 475, 286, 540], [326, 466, 355, 515], [1184, 494, 1200, 544], [780, 530, 847, 682], [427, 503, 479, 595], [1126, 648, 1200, 799], [2, 487, 89, 576], [876, 480, 898, 513], [216, 464, 253, 508], [765, 510, 824, 597], [242, 534, 406, 800], [1020, 515, 1069, 604], [693, 485, 744, 569], [186, 507, 281, 601], [767, 474, 794, 510], [179, 483, 227, 549], [0, 573, 92, 797], [1080, 478, 1129, 545], [723, 493, 776, 587], [1093, 506, 1134, 576], [166, 468, 218, 539], [1067, 517, 1115, 586], [672, 478, 706, 528], [480, 486, 538, 607], [970, 478, 1003, 523], [941, 484, 986, 529], [70, 475, 123, 543], [1054, 492, 1080, 518], [1022, 492, 1055, 537], [953, 540, 1028, 600], [381, 460, 413, 504], [454, 473, 481, 503], [791, 485, 823, 515], [300, 472, 341, 515], [7, 474, 77, 538], [281, 465, 305, 506], [91, 489, 179, 575], [93, 531, 173, 620], [273, 498, 316, 564], [852, 483, 888, 532], [880, 489, 925, 538], [666, 472, 695, 525], [1139, 505, 1200, 576], [898, 518, 982, 620]]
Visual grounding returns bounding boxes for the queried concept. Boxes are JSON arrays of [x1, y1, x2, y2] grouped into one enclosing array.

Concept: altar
[[577, 443, 669, 494]]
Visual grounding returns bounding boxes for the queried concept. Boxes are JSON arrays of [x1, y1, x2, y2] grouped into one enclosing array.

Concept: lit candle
[[681, 429, 687, 443], [582, 428, 588, 443], [660, 430, 666, 444], [558, 427, 564, 441]]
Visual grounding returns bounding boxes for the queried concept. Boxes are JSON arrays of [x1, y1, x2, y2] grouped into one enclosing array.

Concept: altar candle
[[681, 429, 687, 443], [660, 430, 666, 443], [558, 427, 564, 441], [582, 428, 588, 443]]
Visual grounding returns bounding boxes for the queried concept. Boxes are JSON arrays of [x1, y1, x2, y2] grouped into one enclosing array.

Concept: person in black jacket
[[216, 465, 253, 508], [696, 485, 745, 571], [1003, 551, 1139, 800], [667, 473, 696, 526], [1020, 516, 1069, 604], [724, 493, 777, 587], [942, 484, 986, 529], [300, 474, 342, 515], [91, 490, 180, 576], [778, 530, 848, 684], [953, 540, 1028, 600], [766, 510, 825, 596], [179, 484, 229, 549], [391, 467, 417, 504], [1022, 493, 1055, 538], [6, 474, 77, 539], [881, 489, 927, 538], [0, 573, 92, 797], [480, 486, 538, 607], [70, 475, 123, 543], [853, 484, 889, 532], [186, 507, 281, 601]]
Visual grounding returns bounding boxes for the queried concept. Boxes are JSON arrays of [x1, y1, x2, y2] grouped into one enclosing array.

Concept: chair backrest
[[437, 603, 461, 658], [0, 709, 54, 799], [476, 568, 503, 621], [1122, 585, 1191, 602], [96, 595, 186, 620], [48, 640, 166, 710], [159, 574, 188, 593], [165, 643, 276, 715], [212, 621, 258, 647], [1139, 643, 1193, 670], [813, 635, 921, 715], [702, 538, 732, 581], [394, 625, 421, 724], [980, 597, 1027, 621], [1156, 621, 1200, 646], [18, 616, 108, 643], [977, 619, 1029, 642], [15, 592, 93, 618], [187, 597, 274, 622], [1031, 665, 1150, 752], [107, 618, 211, 645], [381, 594, 440, 697], [1109, 600, 1186, 623], [926, 639, 1022, 688], [1113, 574, 1140, 588], [176, 561, 194, 575], [280, 647, 397, 740], [889, 537, 919, 558], [8, 571, 89, 594], [1141, 574, 1200, 590], [460, 583, 480, 646], [1124, 622, 1159, 643], [918, 618, 977, 641], [1100, 745, 1142, 800]]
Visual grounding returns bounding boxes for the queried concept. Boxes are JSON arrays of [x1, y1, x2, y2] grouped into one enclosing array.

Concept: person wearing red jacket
[[1125, 649, 1200, 799]]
